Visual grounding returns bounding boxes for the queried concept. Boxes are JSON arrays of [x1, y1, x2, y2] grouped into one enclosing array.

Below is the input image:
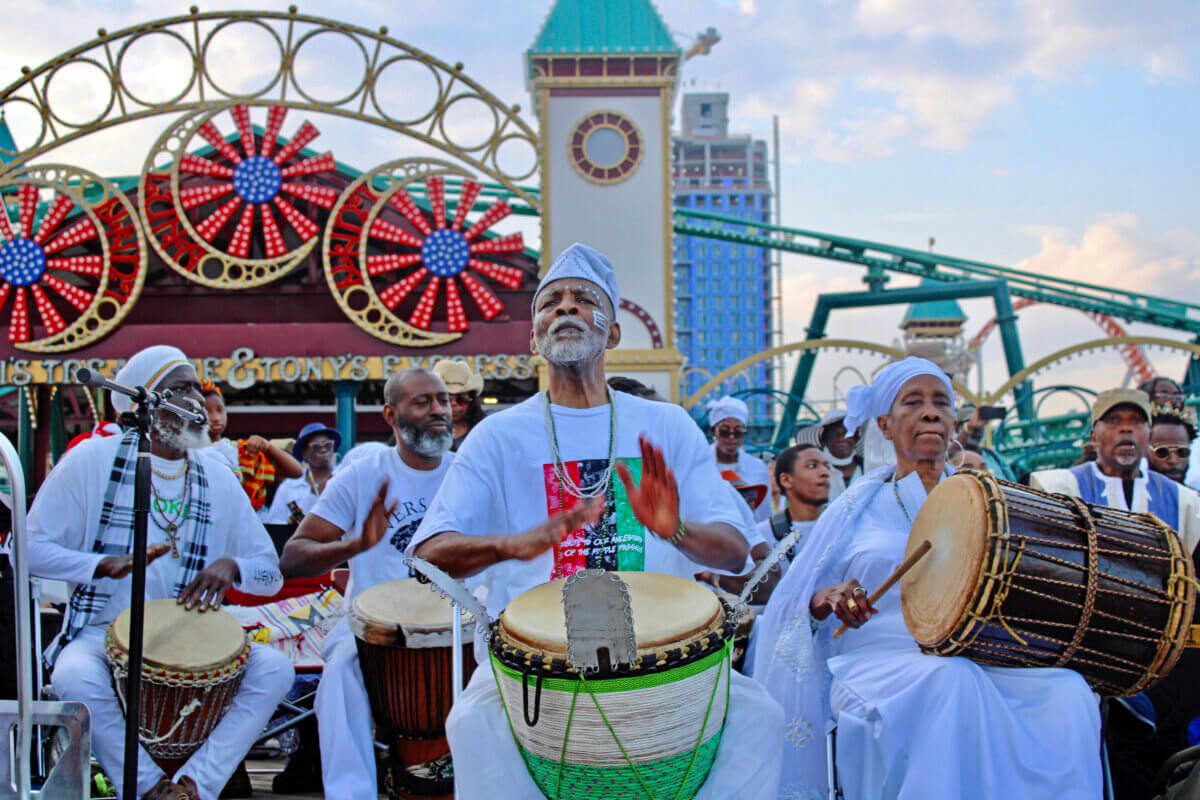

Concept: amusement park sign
[[0, 348, 537, 389]]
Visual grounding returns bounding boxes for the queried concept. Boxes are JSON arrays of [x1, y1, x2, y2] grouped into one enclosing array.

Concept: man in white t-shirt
[[26, 346, 292, 800], [265, 423, 340, 525], [708, 395, 772, 522], [280, 367, 454, 800], [409, 243, 783, 799]]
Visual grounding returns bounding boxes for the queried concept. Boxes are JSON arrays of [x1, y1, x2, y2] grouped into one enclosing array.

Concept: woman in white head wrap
[[752, 357, 1100, 800], [709, 395, 773, 521]]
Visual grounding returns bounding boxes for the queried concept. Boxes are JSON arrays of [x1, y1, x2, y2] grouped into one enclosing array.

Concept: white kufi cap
[[533, 243, 620, 313], [112, 345, 191, 415]]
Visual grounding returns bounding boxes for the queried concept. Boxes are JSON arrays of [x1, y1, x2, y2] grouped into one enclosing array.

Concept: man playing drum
[[408, 243, 783, 799], [754, 357, 1102, 800], [26, 345, 294, 800], [1031, 388, 1200, 553], [280, 367, 455, 800]]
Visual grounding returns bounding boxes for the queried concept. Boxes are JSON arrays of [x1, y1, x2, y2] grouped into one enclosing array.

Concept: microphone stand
[[76, 368, 206, 798]]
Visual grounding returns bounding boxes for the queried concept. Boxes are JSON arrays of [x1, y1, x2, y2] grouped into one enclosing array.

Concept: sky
[[0, 0, 1197, 415]]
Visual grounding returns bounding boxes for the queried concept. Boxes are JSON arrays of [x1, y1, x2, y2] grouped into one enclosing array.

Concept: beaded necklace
[[543, 386, 617, 500], [150, 459, 190, 558], [891, 471, 914, 525]]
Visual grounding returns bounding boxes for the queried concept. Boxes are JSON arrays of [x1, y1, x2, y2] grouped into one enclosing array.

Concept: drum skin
[[902, 471, 1196, 697], [106, 600, 249, 773]]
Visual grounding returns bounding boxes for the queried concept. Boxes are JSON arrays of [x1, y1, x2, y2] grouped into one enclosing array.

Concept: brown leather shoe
[[141, 777, 189, 800], [175, 775, 202, 800]]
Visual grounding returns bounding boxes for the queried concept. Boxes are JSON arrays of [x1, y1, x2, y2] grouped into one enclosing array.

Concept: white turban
[[112, 345, 191, 415], [843, 356, 954, 436], [708, 396, 749, 427], [533, 243, 620, 314]]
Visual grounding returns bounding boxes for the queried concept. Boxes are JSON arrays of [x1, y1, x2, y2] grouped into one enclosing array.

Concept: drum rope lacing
[[543, 386, 618, 500]]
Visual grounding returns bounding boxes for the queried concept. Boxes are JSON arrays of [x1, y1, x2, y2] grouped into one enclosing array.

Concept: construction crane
[[678, 27, 721, 61]]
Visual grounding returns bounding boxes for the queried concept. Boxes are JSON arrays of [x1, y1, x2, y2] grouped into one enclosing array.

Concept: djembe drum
[[902, 471, 1196, 696], [350, 578, 476, 800], [106, 600, 250, 773], [489, 572, 736, 800]]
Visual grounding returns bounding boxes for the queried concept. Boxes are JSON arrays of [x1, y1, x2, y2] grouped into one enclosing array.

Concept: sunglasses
[[1152, 445, 1191, 460], [450, 393, 476, 406], [716, 426, 746, 439], [306, 441, 336, 454]]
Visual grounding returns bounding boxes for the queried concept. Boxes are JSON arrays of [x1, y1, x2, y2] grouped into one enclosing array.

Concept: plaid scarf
[[47, 429, 213, 666], [237, 440, 276, 511]]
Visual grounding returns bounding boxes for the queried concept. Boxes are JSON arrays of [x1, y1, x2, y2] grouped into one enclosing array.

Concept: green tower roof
[[529, 0, 680, 55], [901, 279, 967, 327], [0, 116, 17, 165]]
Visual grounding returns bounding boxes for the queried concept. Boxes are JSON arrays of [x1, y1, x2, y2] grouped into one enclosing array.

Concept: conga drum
[[489, 572, 735, 800], [105, 600, 250, 773], [902, 471, 1196, 696], [349, 578, 476, 800]]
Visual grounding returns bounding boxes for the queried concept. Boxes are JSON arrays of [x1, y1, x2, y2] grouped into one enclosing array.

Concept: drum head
[[110, 599, 245, 671], [500, 571, 721, 655], [902, 474, 989, 646], [353, 578, 459, 634]]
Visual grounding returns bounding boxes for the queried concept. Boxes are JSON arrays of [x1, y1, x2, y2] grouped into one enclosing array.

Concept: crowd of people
[[14, 241, 1200, 800]]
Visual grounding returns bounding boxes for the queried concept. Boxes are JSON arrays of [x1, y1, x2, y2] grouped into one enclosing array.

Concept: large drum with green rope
[[489, 572, 735, 800]]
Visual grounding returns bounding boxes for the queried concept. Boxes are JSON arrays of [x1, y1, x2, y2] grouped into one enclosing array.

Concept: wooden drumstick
[[833, 540, 933, 639]]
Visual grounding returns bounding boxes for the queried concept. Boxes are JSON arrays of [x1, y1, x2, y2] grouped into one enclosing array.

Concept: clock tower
[[526, 0, 683, 397]]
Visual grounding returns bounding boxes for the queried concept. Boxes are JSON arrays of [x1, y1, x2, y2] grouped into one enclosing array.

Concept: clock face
[[568, 110, 643, 185]]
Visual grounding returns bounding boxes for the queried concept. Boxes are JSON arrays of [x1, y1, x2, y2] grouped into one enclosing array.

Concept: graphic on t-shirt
[[386, 497, 429, 561], [544, 457, 645, 578]]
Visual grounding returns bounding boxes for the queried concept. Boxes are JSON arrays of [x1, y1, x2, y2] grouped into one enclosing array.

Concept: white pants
[[447, 661, 784, 799], [51, 626, 293, 800], [315, 620, 379, 800]]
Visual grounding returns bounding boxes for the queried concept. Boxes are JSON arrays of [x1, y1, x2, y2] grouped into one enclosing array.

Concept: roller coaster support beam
[[774, 279, 1033, 449], [1186, 335, 1200, 391]]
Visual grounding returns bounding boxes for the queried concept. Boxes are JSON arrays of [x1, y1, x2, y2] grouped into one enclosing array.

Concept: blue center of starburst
[[421, 228, 470, 277], [0, 238, 46, 287], [232, 156, 282, 204]]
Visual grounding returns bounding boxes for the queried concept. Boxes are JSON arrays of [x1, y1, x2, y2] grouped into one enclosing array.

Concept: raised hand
[[357, 481, 396, 554], [93, 543, 171, 580], [501, 497, 605, 562], [810, 579, 877, 629], [178, 557, 240, 611], [241, 435, 270, 456], [616, 435, 679, 540]]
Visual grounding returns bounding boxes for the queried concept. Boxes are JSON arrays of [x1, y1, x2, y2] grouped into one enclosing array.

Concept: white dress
[[754, 467, 1103, 800]]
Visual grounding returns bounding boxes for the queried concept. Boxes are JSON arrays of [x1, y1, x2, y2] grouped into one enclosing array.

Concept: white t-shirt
[[310, 445, 453, 605], [266, 469, 334, 525], [26, 435, 282, 629], [409, 391, 754, 617], [753, 515, 817, 576], [711, 445, 773, 523]]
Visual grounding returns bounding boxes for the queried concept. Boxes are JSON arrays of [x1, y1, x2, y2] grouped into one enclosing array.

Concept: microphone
[[74, 368, 207, 426]]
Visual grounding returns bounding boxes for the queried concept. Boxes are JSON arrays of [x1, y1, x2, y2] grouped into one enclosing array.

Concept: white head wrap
[[708, 396, 749, 427], [111, 345, 191, 414], [843, 356, 954, 436], [533, 243, 620, 314]]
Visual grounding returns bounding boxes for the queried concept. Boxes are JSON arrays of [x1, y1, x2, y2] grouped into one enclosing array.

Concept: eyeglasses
[[450, 393, 475, 406], [1152, 445, 1191, 460], [306, 441, 336, 454], [715, 426, 746, 439]]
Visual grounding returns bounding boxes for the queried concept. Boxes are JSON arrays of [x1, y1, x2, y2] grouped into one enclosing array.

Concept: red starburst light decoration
[[0, 185, 102, 342], [366, 177, 524, 331], [178, 104, 338, 258]]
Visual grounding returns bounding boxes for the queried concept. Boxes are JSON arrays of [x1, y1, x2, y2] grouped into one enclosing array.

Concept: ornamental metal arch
[[0, 7, 541, 351], [0, 8, 539, 205]]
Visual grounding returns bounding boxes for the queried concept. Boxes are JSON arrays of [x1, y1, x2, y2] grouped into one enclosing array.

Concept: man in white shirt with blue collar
[[1032, 387, 1200, 553]]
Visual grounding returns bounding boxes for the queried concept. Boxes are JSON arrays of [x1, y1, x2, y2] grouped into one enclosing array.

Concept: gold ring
[[846, 597, 859, 612]]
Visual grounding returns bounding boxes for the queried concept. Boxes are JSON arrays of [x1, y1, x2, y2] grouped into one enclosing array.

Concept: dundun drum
[[901, 471, 1196, 696], [106, 600, 249, 773], [350, 578, 476, 799], [490, 572, 735, 800]]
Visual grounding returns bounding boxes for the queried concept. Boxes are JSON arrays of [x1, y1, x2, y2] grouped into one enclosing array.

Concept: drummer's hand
[[356, 481, 396, 554], [178, 557, 240, 611], [501, 498, 605, 561], [616, 435, 679, 540], [810, 580, 877, 628], [93, 543, 171, 580]]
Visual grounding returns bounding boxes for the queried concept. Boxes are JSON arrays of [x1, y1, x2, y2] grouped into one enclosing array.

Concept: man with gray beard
[[26, 345, 291, 800], [408, 243, 783, 799], [280, 367, 455, 800]]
